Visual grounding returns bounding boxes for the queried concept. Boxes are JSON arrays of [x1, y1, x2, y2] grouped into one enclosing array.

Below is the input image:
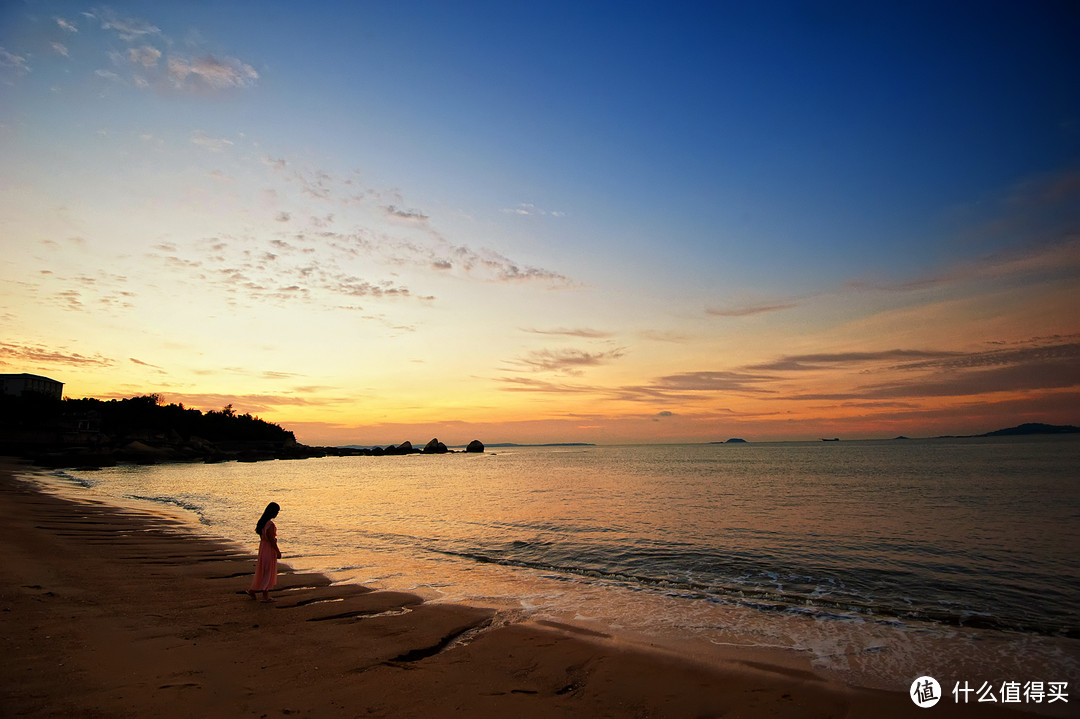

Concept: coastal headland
[[0, 393, 485, 468], [1, 458, 1043, 717]]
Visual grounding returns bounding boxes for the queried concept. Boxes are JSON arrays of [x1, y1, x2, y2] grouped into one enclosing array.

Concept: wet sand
[[0, 458, 1038, 717]]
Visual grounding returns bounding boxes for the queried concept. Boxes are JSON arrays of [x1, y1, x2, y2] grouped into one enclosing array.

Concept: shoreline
[[0, 458, 1050, 717]]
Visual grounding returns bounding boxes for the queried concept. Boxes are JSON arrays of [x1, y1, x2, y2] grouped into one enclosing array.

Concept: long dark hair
[[255, 502, 280, 536]]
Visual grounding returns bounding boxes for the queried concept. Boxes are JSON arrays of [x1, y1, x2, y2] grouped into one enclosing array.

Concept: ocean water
[[32, 436, 1080, 693]]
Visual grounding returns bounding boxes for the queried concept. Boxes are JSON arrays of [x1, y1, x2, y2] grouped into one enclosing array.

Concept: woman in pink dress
[[248, 502, 281, 601]]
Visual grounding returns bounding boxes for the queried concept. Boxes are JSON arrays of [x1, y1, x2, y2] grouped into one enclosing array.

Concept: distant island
[[978, 422, 1079, 436], [938, 423, 1080, 439], [705, 424, 1080, 444]]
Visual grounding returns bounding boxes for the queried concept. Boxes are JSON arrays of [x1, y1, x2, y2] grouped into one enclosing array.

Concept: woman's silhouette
[[248, 502, 281, 601]]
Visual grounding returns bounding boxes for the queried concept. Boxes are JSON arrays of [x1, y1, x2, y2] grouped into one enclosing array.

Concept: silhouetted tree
[[2, 394, 293, 444]]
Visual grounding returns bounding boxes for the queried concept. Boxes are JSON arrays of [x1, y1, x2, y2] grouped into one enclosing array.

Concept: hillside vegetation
[[0, 393, 299, 466]]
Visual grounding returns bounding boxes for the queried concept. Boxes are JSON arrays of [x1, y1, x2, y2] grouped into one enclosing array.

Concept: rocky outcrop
[[423, 438, 448, 454], [16, 429, 485, 468], [378, 441, 421, 456]]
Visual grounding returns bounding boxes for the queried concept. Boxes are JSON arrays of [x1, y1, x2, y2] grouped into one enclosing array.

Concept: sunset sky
[[2, 1, 1078, 445]]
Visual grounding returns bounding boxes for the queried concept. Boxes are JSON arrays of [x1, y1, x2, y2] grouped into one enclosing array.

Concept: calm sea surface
[[33, 436, 1080, 692]]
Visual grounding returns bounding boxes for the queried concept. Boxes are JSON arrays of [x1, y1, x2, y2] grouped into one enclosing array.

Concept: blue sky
[[2, 1, 1078, 443], [264, 1, 1080, 288]]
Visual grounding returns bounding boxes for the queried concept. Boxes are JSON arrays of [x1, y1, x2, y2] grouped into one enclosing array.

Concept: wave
[[420, 542, 1078, 638], [49, 469, 97, 489], [124, 494, 211, 525]]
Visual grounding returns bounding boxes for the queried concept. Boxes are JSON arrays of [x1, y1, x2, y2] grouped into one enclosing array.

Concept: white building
[[0, 373, 64, 399]]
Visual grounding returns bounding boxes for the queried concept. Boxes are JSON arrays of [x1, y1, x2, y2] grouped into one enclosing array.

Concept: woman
[[248, 502, 281, 601]]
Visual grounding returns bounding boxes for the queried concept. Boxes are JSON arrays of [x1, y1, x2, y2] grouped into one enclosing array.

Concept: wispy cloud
[[73, 8, 259, 94], [787, 357, 1080, 402], [706, 301, 798, 317], [470, 248, 571, 285], [325, 273, 414, 299], [549, 336, 1080, 410], [261, 370, 302, 380], [501, 202, 565, 218], [749, 349, 962, 372], [295, 170, 334, 200], [253, 159, 575, 287], [0, 342, 113, 368], [492, 367, 776, 404], [505, 347, 627, 375], [891, 340, 1080, 372], [844, 172, 1080, 296], [639, 329, 694, 343], [20, 263, 136, 315], [639, 369, 780, 396], [192, 366, 303, 381], [129, 357, 166, 372], [168, 55, 258, 90], [128, 45, 162, 68], [845, 237, 1080, 294], [973, 170, 1080, 247], [495, 376, 599, 393], [748, 337, 1080, 402], [521, 327, 614, 339], [143, 233, 429, 311], [190, 131, 234, 152], [18, 123, 573, 341], [0, 48, 30, 84], [97, 9, 161, 41], [384, 205, 429, 223]]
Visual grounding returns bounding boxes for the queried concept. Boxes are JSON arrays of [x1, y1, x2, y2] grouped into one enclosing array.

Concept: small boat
[[821, 438, 840, 442]]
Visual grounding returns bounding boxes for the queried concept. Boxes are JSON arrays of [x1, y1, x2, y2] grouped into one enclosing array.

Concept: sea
[[25, 435, 1080, 699]]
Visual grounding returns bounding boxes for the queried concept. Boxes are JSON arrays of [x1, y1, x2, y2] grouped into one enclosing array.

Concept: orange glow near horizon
[[12, 252, 1080, 447]]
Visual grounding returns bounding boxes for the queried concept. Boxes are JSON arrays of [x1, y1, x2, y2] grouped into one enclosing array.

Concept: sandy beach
[[0, 458, 1044, 718]]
